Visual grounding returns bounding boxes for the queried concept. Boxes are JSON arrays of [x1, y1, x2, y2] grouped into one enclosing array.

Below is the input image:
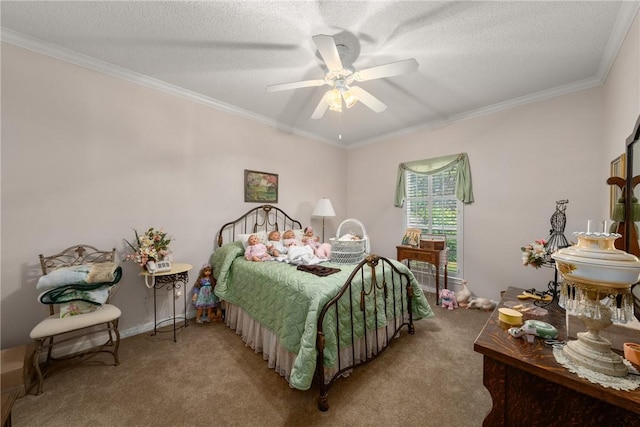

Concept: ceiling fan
[[266, 34, 419, 119]]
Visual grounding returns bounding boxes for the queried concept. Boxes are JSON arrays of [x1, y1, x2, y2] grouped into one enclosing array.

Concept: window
[[404, 165, 462, 276]]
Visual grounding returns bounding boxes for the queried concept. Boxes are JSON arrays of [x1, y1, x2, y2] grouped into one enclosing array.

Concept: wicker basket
[[330, 218, 370, 264]]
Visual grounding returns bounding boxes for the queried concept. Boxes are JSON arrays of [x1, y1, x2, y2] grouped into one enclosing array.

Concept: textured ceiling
[[1, 1, 638, 147]]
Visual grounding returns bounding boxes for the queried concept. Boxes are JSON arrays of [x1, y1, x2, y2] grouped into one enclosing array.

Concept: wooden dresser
[[474, 287, 640, 427]]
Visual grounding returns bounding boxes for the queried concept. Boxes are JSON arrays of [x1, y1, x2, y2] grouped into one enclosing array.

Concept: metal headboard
[[216, 204, 302, 248]]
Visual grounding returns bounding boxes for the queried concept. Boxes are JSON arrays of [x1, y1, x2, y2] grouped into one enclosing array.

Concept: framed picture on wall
[[244, 169, 278, 203], [610, 153, 626, 219]]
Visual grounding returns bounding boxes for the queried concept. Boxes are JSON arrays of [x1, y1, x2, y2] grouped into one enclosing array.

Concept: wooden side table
[[474, 287, 640, 426], [396, 245, 447, 305], [141, 263, 193, 342]]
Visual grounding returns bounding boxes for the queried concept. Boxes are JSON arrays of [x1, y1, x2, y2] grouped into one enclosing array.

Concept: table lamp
[[312, 198, 336, 242], [552, 226, 640, 377]]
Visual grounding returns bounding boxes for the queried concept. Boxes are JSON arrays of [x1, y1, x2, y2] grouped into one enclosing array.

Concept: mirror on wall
[[625, 115, 640, 322], [625, 115, 640, 255]]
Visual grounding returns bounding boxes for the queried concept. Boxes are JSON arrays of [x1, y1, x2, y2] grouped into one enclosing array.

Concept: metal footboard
[[314, 255, 415, 411]]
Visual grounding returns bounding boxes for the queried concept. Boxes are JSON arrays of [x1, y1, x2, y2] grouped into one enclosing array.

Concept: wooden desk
[[474, 287, 640, 426], [396, 245, 447, 305]]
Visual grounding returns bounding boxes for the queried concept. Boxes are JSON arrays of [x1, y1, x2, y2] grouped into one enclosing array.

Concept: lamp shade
[[312, 198, 336, 217]]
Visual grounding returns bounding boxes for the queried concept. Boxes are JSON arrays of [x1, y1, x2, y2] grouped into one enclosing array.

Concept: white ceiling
[[1, 1, 638, 148]]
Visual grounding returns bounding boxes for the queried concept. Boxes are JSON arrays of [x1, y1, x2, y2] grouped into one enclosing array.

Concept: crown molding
[[350, 2, 640, 149], [349, 75, 603, 149], [597, 1, 640, 81], [0, 28, 341, 148], [3, 0, 636, 153]]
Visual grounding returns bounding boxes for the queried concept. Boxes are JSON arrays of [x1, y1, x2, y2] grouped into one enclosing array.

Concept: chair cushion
[[30, 304, 121, 339]]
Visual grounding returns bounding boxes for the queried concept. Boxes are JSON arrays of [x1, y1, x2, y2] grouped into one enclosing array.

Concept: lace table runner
[[553, 347, 640, 391]]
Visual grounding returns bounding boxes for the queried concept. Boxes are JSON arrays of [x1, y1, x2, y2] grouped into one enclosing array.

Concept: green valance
[[394, 152, 474, 207]]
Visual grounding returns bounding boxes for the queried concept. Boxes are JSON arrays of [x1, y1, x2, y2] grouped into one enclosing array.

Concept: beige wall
[[1, 9, 638, 348], [603, 10, 640, 161], [349, 88, 604, 299], [0, 43, 347, 348], [348, 10, 640, 301]]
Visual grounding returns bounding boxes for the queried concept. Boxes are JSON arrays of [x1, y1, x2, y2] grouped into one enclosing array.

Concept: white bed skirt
[[224, 302, 297, 382], [224, 302, 407, 387]]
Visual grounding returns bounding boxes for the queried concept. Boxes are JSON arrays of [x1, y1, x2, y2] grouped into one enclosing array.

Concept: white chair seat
[[30, 304, 121, 339]]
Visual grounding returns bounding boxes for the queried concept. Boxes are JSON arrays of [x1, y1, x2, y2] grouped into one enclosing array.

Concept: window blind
[[404, 164, 461, 274]]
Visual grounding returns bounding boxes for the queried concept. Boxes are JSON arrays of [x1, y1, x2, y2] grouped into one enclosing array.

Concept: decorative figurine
[[508, 319, 558, 343], [192, 264, 221, 323]]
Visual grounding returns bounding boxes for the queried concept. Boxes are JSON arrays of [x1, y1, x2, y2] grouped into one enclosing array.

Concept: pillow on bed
[[236, 230, 268, 248], [212, 241, 245, 284], [291, 229, 304, 240]]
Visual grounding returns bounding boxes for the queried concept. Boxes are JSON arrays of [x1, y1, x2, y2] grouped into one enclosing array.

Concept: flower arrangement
[[125, 227, 172, 268], [521, 239, 549, 268]]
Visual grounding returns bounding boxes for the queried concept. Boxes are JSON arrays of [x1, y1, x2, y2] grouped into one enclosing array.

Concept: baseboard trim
[[36, 309, 198, 362]]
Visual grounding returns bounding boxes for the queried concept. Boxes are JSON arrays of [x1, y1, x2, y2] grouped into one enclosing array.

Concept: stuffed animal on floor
[[439, 288, 458, 310], [455, 280, 472, 306], [466, 297, 497, 311]]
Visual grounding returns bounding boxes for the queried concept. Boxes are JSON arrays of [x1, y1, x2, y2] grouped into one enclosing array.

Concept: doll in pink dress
[[245, 234, 272, 262], [302, 226, 332, 260], [282, 230, 301, 248]]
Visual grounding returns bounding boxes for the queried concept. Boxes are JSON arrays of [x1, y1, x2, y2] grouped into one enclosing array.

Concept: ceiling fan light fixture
[[268, 34, 415, 120], [326, 89, 342, 111], [342, 89, 358, 108], [328, 102, 342, 113]]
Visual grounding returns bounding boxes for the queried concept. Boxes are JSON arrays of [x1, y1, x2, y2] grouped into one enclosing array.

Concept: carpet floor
[[12, 300, 493, 426]]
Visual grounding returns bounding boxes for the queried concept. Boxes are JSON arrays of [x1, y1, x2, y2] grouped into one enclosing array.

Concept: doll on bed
[[191, 264, 221, 322], [302, 226, 332, 260], [266, 230, 288, 257], [283, 230, 301, 248], [245, 234, 272, 262]]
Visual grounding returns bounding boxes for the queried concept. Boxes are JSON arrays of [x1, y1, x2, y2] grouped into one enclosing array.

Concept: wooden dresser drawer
[[408, 250, 436, 264], [397, 247, 437, 264]]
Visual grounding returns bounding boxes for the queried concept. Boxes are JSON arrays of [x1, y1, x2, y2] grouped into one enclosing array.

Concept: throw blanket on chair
[[36, 264, 122, 306]]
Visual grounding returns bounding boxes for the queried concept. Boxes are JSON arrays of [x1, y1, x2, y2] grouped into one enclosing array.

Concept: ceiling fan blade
[[267, 79, 326, 92], [311, 95, 329, 120], [348, 86, 387, 113], [312, 34, 344, 71], [354, 58, 419, 82]]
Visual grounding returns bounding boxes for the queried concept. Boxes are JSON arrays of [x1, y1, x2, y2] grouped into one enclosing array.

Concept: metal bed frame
[[215, 205, 417, 410]]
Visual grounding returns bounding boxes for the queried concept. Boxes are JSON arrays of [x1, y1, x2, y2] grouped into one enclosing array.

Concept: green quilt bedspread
[[212, 241, 433, 390]]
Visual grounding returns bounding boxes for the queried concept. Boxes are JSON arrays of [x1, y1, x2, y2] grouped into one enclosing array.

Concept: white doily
[[553, 347, 640, 391]]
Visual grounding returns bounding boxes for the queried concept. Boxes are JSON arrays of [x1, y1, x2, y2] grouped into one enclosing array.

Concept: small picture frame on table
[[401, 228, 421, 247]]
